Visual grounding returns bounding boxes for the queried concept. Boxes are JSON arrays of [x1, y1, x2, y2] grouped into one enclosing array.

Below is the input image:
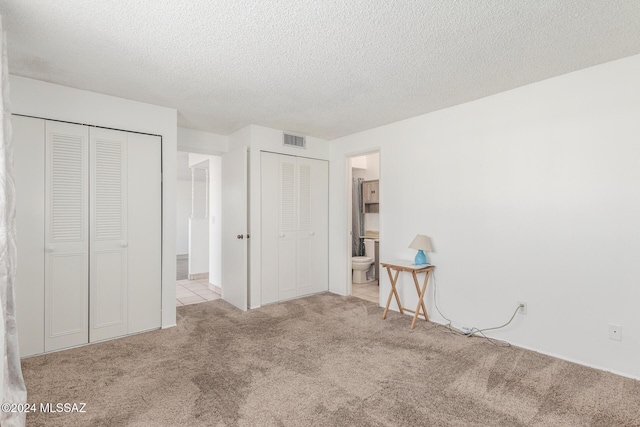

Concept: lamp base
[[414, 250, 427, 265]]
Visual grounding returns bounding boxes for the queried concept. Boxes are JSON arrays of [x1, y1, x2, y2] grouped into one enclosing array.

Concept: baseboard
[[424, 317, 640, 381], [176, 254, 188, 260], [188, 272, 208, 280], [209, 283, 221, 294]]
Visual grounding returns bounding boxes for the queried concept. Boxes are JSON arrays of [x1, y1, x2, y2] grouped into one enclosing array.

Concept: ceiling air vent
[[283, 133, 306, 149]]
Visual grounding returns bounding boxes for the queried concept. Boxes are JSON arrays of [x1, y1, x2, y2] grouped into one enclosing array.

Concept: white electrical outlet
[[518, 301, 527, 315], [609, 324, 622, 341]]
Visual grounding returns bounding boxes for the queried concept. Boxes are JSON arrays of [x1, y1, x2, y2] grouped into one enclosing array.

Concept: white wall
[[227, 125, 330, 308], [177, 130, 227, 285], [188, 178, 207, 218], [352, 168, 366, 180], [209, 156, 222, 288], [329, 54, 640, 379], [188, 218, 209, 275], [177, 127, 227, 154], [10, 75, 178, 328], [176, 180, 191, 255], [362, 152, 379, 181], [187, 174, 209, 275]]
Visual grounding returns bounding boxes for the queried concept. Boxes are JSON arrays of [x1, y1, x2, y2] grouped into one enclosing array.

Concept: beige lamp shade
[[409, 234, 433, 252]]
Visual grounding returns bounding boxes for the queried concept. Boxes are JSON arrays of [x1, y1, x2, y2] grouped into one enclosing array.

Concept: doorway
[[175, 151, 223, 306], [348, 151, 381, 304]]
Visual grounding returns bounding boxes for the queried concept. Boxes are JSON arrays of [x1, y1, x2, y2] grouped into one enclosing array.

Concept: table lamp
[[409, 234, 433, 265]]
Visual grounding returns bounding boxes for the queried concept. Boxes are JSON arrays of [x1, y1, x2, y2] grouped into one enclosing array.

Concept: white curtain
[[0, 17, 27, 427]]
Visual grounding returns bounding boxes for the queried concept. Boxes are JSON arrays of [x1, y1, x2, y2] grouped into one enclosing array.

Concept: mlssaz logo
[[40, 403, 87, 413]]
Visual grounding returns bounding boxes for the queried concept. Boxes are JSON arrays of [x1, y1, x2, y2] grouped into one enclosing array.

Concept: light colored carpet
[[21, 293, 640, 426]]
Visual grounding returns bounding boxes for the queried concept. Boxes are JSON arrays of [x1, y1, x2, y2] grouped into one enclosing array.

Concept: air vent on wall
[[283, 133, 306, 149]]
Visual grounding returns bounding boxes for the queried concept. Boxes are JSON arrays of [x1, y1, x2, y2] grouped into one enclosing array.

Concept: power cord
[[431, 271, 522, 347]]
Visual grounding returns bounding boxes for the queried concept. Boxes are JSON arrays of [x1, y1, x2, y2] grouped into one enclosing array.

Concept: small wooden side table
[[380, 261, 435, 329]]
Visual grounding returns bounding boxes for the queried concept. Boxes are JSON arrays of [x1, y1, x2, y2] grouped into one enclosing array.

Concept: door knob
[[279, 233, 285, 237], [309, 231, 315, 236], [45, 245, 55, 253], [120, 242, 128, 248], [237, 234, 244, 239]]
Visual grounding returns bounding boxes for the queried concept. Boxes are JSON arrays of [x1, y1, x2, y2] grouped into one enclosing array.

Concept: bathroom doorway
[[348, 151, 380, 304]]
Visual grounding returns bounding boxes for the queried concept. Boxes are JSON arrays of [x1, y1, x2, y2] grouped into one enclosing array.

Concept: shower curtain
[[351, 178, 364, 256], [0, 17, 28, 427]]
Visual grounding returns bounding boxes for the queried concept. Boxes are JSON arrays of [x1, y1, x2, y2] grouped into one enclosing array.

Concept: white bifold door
[[261, 152, 328, 305], [14, 117, 161, 356], [89, 127, 161, 343]]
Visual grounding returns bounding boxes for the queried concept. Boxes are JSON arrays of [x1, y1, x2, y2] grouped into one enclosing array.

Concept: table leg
[[410, 269, 431, 329], [383, 267, 403, 319]]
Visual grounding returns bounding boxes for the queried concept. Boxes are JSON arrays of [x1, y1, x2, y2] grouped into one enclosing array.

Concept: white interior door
[[44, 121, 89, 352], [89, 128, 128, 342], [221, 147, 248, 311]]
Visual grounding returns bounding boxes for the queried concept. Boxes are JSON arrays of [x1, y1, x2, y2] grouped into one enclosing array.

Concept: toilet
[[352, 239, 375, 284]]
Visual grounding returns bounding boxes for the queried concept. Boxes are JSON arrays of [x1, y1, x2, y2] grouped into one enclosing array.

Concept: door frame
[[345, 148, 382, 301], [175, 149, 224, 292]]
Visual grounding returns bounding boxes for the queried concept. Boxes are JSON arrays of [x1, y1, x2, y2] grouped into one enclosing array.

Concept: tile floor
[[176, 278, 221, 306], [352, 280, 379, 304]]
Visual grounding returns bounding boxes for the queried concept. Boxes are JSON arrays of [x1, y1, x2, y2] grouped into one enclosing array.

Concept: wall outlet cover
[[609, 324, 622, 341]]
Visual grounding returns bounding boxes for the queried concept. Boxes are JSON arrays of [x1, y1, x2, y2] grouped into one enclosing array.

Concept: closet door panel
[[127, 133, 161, 333], [296, 160, 312, 296], [260, 152, 279, 305], [44, 121, 89, 352], [278, 157, 297, 301], [14, 116, 46, 357], [93, 250, 126, 331], [48, 254, 87, 335], [309, 159, 329, 294], [90, 128, 128, 342]]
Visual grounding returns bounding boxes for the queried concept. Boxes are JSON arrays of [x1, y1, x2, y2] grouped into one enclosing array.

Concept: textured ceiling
[[2, 1, 640, 140]]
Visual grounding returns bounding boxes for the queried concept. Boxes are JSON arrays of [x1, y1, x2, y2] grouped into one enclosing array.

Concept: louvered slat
[[280, 162, 295, 231], [51, 134, 84, 241], [298, 164, 311, 230], [94, 139, 123, 240]]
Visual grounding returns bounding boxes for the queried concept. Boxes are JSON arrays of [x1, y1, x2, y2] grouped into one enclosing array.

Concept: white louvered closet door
[[260, 152, 328, 305], [89, 128, 128, 342], [44, 121, 89, 352]]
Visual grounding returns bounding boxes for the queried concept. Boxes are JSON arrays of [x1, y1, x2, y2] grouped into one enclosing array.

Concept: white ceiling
[[2, 1, 640, 140]]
